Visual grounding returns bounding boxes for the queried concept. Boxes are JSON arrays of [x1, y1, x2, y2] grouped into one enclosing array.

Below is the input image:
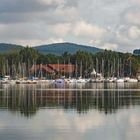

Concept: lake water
[[0, 83, 140, 140]]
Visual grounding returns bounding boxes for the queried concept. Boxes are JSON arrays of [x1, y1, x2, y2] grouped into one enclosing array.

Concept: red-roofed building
[[30, 64, 75, 76]]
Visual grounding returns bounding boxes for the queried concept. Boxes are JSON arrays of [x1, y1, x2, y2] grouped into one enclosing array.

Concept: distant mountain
[[0, 42, 103, 55], [34, 42, 102, 55], [133, 49, 140, 55], [0, 43, 23, 53]]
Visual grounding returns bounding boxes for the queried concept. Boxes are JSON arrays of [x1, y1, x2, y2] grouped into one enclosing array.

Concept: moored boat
[[116, 78, 124, 83], [127, 78, 138, 83]]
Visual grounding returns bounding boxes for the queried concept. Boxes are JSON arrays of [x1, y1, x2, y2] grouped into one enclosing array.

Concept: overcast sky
[[0, 0, 140, 52]]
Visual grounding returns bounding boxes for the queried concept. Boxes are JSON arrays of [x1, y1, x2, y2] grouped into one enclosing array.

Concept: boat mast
[[130, 59, 132, 77], [80, 61, 82, 78], [75, 60, 78, 79]]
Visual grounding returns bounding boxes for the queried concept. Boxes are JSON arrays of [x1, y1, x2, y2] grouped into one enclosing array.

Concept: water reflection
[[0, 83, 140, 117]]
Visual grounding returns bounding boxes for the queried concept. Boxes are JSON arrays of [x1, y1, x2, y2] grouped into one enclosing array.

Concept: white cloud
[[13, 38, 64, 46], [116, 25, 140, 44], [116, 33, 129, 44], [125, 12, 140, 24], [100, 43, 118, 50], [128, 26, 140, 39], [74, 21, 107, 39], [0, 24, 6, 31], [39, 0, 65, 6], [44, 38, 64, 44], [89, 39, 118, 51], [51, 23, 71, 37], [53, 7, 79, 22], [131, 0, 140, 5], [90, 39, 101, 46]]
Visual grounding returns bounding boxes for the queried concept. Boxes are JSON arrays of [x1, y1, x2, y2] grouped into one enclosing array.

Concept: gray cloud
[[0, 0, 66, 24], [0, 0, 59, 13], [0, 0, 79, 25]]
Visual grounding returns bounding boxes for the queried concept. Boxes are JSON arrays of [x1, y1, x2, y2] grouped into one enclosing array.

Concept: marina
[[0, 76, 139, 85], [1, 0, 140, 139]]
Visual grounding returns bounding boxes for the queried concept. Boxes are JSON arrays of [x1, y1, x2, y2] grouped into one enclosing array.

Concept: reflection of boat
[[116, 82, 124, 88], [37, 79, 50, 84], [1, 82, 140, 116]]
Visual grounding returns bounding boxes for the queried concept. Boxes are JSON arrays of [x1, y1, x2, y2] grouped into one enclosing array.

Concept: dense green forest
[[0, 47, 139, 78], [0, 43, 23, 53], [34, 42, 102, 55], [133, 49, 140, 56], [0, 42, 102, 55]]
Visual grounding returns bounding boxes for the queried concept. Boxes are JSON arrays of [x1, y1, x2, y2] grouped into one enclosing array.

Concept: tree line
[[0, 46, 139, 78]]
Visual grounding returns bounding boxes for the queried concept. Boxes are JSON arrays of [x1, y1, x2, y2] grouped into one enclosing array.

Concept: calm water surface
[[0, 83, 140, 140]]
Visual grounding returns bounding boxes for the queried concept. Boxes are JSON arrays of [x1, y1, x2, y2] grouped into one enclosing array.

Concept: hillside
[[34, 42, 102, 55], [0, 42, 103, 55], [133, 49, 140, 55], [0, 43, 23, 53]]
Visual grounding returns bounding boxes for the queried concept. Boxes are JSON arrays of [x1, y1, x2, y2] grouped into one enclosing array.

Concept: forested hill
[[133, 49, 140, 55], [0, 43, 23, 53], [0, 42, 102, 55], [34, 42, 103, 55]]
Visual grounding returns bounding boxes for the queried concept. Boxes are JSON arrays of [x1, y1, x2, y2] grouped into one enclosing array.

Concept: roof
[[31, 64, 75, 74]]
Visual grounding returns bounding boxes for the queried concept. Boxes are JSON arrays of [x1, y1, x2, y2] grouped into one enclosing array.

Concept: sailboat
[[65, 60, 77, 84], [127, 59, 138, 82], [76, 61, 87, 83], [90, 68, 103, 83], [90, 57, 104, 83], [116, 59, 124, 83]]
